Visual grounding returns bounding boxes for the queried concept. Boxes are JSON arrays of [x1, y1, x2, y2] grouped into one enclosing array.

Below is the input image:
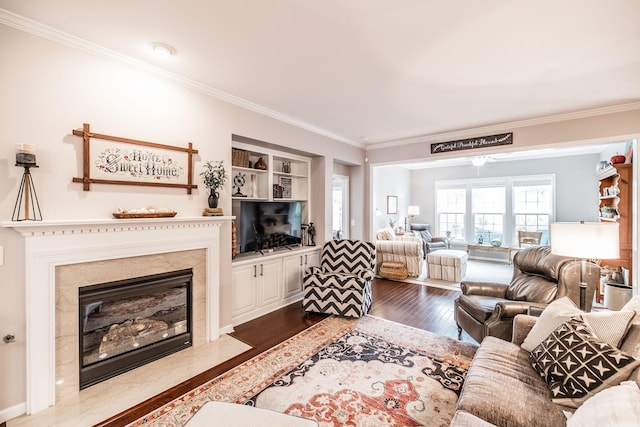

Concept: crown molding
[[367, 101, 640, 151], [0, 8, 362, 149]]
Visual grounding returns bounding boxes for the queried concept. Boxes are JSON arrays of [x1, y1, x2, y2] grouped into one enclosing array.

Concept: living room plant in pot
[[201, 160, 227, 208]]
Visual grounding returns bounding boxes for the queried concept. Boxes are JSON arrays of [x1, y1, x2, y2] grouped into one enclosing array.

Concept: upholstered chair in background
[[410, 223, 447, 257], [302, 240, 375, 317], [454, 245, 600, 343]]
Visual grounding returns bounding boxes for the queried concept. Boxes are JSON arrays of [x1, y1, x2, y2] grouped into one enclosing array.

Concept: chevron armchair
[[302, 240, 376, 317]]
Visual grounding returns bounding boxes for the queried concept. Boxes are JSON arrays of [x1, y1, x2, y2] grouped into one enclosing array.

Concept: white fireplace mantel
[[2, 216, 233, 415]]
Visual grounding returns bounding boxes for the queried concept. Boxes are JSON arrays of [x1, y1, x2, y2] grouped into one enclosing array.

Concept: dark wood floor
[[95, 278, 472, 426]]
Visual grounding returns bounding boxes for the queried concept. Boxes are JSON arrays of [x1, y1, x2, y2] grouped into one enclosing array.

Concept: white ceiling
[[1, 0, 639, 147]]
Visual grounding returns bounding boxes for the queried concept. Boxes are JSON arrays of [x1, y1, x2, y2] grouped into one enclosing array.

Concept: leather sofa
[[410, 223, 447, 256], [454, 246, 599, 343], [451, 309, 640, 426]]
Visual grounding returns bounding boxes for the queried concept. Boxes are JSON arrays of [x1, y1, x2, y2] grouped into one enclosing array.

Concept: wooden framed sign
[[72, 123, 198, 193], [430, 132, 513, 154]]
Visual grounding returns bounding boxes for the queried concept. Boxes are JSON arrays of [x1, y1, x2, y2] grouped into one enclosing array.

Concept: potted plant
[[201, 160, 227, 208], [388, 217, 398, 230]]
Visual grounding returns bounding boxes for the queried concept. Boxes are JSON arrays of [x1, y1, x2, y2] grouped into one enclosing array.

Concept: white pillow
[[522, 297, 582, 352], [623, 296, 640, 325], [521, 296, 636, 352], [566, 381, 640, 427]]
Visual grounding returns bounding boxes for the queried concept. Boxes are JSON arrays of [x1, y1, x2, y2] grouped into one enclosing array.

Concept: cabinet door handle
[[260, 264, 264, 276], [253, 265, 257, 278], [300, 256, 303, 266], [305, 254, 308, 265]]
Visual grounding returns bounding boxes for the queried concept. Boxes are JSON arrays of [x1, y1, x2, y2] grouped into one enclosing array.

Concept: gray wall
[[373, 153, 601, 237]]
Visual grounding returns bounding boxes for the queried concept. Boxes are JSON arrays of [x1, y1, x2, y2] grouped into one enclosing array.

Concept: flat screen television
[[238, 201, 303, 253]]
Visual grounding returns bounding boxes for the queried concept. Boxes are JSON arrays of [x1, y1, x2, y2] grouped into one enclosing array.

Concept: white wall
[[0, 24, 364, 415], [372, 166, 411, 232]]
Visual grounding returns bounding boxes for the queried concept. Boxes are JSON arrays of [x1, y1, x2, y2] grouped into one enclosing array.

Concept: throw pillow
[[583, 310, 636, 349], [566, 381, 640, 426], [623, 296, 640, 325], [522, 297, 582, 352], [521, 296, 636, 352], [376, 229, 393, 241], [529, 317, 640, 408]]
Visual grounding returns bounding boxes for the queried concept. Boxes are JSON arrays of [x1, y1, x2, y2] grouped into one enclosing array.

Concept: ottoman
[[427, 249, 468, 282]]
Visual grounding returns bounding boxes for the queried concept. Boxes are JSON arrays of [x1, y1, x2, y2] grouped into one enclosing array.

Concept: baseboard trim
[[218, 323, 235, 335], [0, 402, 26, 424]]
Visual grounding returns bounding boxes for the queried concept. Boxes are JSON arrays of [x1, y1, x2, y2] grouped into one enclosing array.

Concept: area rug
[[406, 259, 513, 291], [128, 315, 477, 427]]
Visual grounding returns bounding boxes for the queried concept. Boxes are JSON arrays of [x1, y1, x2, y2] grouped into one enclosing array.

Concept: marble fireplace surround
[[3, 216, 232, 415]]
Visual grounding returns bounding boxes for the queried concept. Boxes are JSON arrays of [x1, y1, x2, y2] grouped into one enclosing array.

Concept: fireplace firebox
[[79, 269, 193, 389]]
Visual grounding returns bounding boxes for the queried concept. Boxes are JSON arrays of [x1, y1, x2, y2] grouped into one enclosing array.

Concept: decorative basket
[[379, 261, 409, 280], [232, 148, 250, 168]]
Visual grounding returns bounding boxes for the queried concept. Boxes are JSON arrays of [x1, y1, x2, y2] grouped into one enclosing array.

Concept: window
[[436, 187, 465, 239], [435, 175, 554, 245], [333, 175, 349, 239], [513, 181, 552, 244], [472, 186, 505, 244]]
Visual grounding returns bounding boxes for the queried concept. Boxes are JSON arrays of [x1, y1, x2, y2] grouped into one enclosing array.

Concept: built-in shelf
[[231, 140, 310, 203], [596, 162, 632, 303]]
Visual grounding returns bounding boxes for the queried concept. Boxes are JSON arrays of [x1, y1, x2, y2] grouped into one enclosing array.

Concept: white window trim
[[435, 174, 556, 245]]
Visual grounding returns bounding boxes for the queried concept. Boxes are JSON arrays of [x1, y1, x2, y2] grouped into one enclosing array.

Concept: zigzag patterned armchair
[[302, 240, 376, 317]]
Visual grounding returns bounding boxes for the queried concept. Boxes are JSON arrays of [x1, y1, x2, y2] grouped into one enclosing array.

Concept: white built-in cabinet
[[230, 137, 317, 326], [231, 247, 321, 325], [231, 258, 282, 320], [282, 250, 321, 298]]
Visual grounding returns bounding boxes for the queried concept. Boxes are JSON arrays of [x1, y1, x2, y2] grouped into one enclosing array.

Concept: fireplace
[[2, 216, 228, 414], [79, 269, 193, 389]]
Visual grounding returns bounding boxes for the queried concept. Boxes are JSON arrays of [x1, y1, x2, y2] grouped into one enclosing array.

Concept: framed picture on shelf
[[280, 176, 292, 198], [387, 195, 397, 214]]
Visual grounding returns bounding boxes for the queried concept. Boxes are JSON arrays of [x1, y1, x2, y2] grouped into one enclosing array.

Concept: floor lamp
[[550, 221, 619, 310], [405, 205, 420, 232]]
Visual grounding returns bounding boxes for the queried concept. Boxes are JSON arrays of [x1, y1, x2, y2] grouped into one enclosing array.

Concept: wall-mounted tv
[[238, 201, 303, 253]]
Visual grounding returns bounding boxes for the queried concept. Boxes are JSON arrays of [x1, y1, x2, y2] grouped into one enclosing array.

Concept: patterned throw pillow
[[521, 296, 636, 352], [530, 317, 640, 408]]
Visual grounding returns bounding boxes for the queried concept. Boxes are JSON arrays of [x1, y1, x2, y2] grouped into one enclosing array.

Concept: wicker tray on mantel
[[112, 212, 177, 219]]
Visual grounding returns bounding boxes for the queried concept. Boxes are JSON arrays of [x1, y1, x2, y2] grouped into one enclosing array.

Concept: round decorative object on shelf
[[611, 154, 626, 164], [490, 239, 502, 247], [233, 173, 246, 197], [254, 157, 267, 170], [596, 160, 611, 172]]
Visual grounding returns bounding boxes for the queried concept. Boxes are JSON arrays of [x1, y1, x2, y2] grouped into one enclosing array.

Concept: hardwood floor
[[95, 278, 472, 426]]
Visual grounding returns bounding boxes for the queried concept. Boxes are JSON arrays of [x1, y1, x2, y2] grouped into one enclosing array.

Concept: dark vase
[[208, 189, 219, 208]]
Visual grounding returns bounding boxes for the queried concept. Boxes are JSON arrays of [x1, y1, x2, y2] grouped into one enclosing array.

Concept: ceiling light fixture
[[471, 157, 488, 167], [149, 42, 176, 58]]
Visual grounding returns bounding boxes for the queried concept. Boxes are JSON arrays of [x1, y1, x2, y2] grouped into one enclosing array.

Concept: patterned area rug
[[129, 316, 477, 427]]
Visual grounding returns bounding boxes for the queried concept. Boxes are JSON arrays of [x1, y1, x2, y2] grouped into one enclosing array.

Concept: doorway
[[333, 174, 349, 239]]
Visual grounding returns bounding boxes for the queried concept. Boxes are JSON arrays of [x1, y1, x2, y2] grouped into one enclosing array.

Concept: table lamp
[[550, 221, 619, 310], [12, 143, 42, 221]]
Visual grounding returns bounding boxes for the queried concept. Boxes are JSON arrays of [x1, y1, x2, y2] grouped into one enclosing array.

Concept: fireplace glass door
[[79, 269, 193, 389]]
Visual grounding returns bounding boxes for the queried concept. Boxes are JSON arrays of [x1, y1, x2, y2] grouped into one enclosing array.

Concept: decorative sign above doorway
[[430, 132, 513, 154], [71, 123, 198, 193]]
